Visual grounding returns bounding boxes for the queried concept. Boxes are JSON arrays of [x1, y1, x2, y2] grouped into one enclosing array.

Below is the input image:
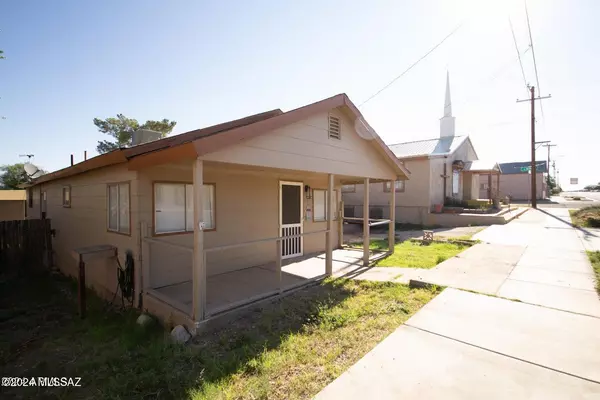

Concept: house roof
[[499, 161, 548, 174], [34, 94, 410, 184], [0, 190, 26, 201], [463, 160, 500, 173], [388, 135, 470, 159]]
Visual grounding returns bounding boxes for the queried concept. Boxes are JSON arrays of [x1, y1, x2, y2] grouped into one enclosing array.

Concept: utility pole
[[542, 143, 556, 173], [542, 143, 557, 192], [517, 86, 551, 209]]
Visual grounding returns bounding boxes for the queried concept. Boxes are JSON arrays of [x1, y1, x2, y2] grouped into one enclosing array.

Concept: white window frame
[[107, 182, 130, 235], [341, 184, 355, 193], [312, 189, 338, 222], [62, 185, 71, 208], [452, 171, 460, 195], [383, 180, 406, 193], [153, 182, 215, 235]]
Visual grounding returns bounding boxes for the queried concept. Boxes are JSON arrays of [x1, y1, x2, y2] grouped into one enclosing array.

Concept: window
[[62, 185, 71, 207], [28, 188, 33, 208], [383, 180, 406, 193], [369, 207, 383, 220], [154, 183, 215, 234], [313, 189, 338, 222], [107, 183, 130, 234], [480, 183, 489, 190], [452, 171, 460, 195], [344, 205, 355, 218], [341, 184, 355, 193], [328, 115, 341, 140]]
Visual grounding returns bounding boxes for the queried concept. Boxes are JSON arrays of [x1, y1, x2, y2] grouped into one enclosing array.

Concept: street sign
[[570, 178, 578, 185], [520, 166, 531, 172]]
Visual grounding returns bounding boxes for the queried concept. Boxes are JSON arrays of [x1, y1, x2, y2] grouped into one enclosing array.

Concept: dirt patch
[[570, 206, 600, 228]]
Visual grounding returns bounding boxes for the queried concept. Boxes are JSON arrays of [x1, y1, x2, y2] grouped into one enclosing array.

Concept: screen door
[[280, 182, 303, 259]]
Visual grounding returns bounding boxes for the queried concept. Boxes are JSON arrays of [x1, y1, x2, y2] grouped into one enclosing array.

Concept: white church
[[341, 73, 500, 225]]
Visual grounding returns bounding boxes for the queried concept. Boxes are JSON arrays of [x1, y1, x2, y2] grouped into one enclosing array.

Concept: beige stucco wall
[[31, 164, 139, 299], [27, 186, 42, 219], [341, 158, 431, 224], [202, 108, 398, 181], [0, 200, 25, 221], [139, 163, 341, 289], [478, 173, 546, 200]]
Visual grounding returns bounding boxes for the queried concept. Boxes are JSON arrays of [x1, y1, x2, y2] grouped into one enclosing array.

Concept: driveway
[[316, 208, 600, 398]]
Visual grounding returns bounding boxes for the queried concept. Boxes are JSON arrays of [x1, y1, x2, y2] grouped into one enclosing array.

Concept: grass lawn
[[569, 206, 600, 228], [587, 251, 600, 296], [1, 271, 439, 399], [350, 239, 468, 268]]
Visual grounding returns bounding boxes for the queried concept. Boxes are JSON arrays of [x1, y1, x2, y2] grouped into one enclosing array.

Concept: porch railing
[[141, 224, 332, 320]]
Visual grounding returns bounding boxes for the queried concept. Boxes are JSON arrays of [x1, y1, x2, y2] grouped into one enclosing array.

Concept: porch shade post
[[496, 172, 500, 199], [325, 174, 334, 275], [276, 240, 282, 292], [140, 221, 150, 292], [192, 158, 206, 322], [363, 178, 370, 267], [338, 200, 344, 249], [388, 180, 395, 255], [487, 173, 492, 204]]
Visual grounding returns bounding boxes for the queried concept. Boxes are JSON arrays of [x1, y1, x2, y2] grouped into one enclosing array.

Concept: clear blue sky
[[0, 0, 597, 188]]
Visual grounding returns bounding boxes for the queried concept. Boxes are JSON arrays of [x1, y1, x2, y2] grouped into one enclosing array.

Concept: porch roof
[[34, 94, 409, 184], [463, 160, 501, 173]]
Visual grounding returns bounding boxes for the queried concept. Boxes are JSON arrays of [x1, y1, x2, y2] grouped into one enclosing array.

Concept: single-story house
[[342, 73, 500, 224], [478, 161, 548, 201], [26, 93, 409, 332], [0, 190, 26, 221]]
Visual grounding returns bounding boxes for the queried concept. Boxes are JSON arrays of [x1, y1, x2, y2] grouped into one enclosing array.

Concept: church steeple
[[440, 71, 456, 137]]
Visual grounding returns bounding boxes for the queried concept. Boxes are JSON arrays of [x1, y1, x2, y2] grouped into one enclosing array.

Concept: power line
[[509, 17, 529, 96], [524, 0, 544, 117], [454, 46, 530, 110], [359, 23, 463, 107]]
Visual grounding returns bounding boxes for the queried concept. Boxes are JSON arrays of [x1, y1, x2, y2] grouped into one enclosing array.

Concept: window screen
[[155, 183, 215, 234], [108, 183, 130, 234]]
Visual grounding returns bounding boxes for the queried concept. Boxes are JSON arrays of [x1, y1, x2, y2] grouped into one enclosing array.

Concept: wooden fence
[[0, 219, 53, 270]]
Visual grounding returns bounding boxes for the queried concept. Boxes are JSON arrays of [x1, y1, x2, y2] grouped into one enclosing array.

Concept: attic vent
[[328, 115, 341, 140]]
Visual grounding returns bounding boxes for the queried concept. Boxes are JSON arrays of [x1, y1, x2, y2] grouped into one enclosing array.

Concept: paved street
[[316, 207, 600, 399]]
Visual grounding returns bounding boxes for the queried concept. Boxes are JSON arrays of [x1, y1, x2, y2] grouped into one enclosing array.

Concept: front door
[[280, 181, 303, 259]]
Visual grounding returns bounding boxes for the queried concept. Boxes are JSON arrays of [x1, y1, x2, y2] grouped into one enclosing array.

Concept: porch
[[148, 248, 377, 317], [136, 159, 400, 331], [461, 160, 502, 203]]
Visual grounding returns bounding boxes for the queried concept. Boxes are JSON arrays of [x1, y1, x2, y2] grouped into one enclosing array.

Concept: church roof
[[389, 135, 469, 158]]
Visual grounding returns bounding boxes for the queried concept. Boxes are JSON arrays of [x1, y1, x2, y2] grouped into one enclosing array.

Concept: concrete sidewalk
[[477, 208, 600, 316], [315, 289, 600, 399], [316, 208, 600, 399], [393, 208, 600, 316]]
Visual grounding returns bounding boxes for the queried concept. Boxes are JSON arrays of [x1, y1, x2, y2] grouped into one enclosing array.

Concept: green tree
[[0, 50, 5, 59], [94, 114, 176, 154], [0, 163, 30, 189]]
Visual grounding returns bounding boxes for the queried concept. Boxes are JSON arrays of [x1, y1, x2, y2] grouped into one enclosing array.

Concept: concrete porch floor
[[153, 248, 378, 316]]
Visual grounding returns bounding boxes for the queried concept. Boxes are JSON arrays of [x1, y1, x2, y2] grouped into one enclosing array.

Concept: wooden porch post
[[388, 180, 395, 255], [496, 172, 501, 199], [487, 174, 492, 204], [141, 221, 150, 293], [338, 200, 344, 249], [363, 178, 370, 267], [192, 158, 206, 322], [325, 174, 334, 275]]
